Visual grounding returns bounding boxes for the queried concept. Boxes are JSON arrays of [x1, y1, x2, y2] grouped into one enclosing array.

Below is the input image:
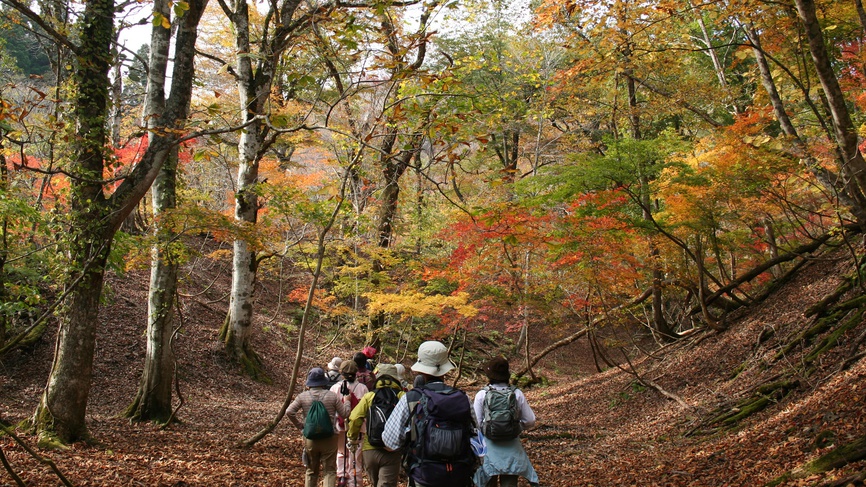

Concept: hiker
[[473, 357, 539, 487], [382, 340, 479, 487], [363, 345, 378, 369], [353, 351, 377, 390], [326, 357, 343, 386], [330, 360, 369, 487], [395, 363, 411, 390], [346, 363, 405, 487], [287, 367, 352, 487]]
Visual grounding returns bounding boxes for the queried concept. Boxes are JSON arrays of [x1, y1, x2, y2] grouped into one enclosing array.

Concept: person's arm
[[473, 389, 485, 429], [286, 393, 306, 430], [515, 389, 536, 428], [347, 392, 371, 441], [382, 395, 410, 451]]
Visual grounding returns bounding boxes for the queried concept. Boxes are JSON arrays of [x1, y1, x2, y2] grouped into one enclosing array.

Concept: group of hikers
[[286, 341, 541, 487]]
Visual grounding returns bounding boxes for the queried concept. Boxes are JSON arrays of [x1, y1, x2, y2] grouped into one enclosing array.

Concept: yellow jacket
[[346, 376, 405, 451]]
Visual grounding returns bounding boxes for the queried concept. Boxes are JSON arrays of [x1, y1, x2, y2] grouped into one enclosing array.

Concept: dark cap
[[306, 367, 329, 387], [484, 357, 510, 383]]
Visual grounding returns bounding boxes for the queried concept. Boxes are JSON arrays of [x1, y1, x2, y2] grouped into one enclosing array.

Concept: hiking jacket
[[346, 376, 405, 451], [287, 387, 351, 433], [472, 382, 536, 433]]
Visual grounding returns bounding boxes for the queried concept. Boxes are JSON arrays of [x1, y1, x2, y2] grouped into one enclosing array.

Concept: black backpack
[[404, 383, 478, 486], [366, 384, 400, 447], [481, 385, 521, 441]]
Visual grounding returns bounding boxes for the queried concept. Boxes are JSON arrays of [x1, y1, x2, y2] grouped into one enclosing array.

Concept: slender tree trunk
[[220, 0, 269, 378], [127, 147, 179, 423], [0, 131, 8, 348], [855, 0, 866, 36], [795, 0, 866, 221], [126, 0, 174, 423], [747, 25, 860, 213]]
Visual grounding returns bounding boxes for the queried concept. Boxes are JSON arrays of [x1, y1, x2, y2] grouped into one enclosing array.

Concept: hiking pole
[[337, 437, 348, 487]]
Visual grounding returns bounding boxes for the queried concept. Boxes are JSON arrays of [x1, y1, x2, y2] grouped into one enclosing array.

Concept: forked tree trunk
[[126, 0, 205, 423], [27, 0, 206, 443]]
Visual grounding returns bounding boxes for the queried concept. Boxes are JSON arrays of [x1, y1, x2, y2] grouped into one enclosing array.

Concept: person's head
[[375, 363, 399, 381], [484, 356, 510, 384], [410, 340, 455, 378], [353, 351, 368, 369], [327, 356, 342, 372], [305, 367, 329, 388], [340, 360, 359, 382], [395, 363, 406, 380]]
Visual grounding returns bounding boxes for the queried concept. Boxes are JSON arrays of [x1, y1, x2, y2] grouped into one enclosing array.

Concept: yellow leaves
[[364, 291, 478, 320]]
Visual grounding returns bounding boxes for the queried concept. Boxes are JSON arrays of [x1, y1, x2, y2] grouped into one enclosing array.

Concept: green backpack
[[481, 385, 521, 441], [303, 397, 334, 440]]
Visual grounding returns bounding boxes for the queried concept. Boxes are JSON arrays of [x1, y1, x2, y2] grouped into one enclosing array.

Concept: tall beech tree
[[125, 0, 208, 423], [0, 0, 207, 443]]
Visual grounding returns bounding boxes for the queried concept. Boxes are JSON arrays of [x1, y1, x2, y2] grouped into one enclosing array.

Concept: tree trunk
[[31, 0, 115, 444], [26, 0, 206, 443], [795, 0, 866, 221], [220, 0, 268, 378], [125, 0, 175, 423], [127, 148, 179, 423], [746, 25, 859, 214]]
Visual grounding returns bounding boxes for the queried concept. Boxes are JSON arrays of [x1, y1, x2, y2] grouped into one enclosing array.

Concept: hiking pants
[[304, 435, 338, 487], [361, 448, 402, 487], [335, 431, 363, 486], [487, 475, 519, 487]]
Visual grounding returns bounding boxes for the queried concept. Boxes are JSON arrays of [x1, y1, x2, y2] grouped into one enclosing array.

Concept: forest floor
[[2, 237, 866, 486]]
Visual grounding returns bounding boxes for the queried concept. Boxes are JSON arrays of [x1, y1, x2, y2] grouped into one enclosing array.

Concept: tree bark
[[27, 0, 206, 443], [31, 0, 115, 444], [794, 0, 866, 221], [126, 0, 176, 423]]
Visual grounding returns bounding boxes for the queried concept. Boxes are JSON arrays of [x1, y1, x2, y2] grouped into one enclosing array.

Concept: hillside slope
[[1, 240, 865, 486]]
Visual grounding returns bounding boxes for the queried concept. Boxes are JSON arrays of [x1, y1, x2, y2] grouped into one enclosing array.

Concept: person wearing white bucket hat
[[381, 341, 478, 487]]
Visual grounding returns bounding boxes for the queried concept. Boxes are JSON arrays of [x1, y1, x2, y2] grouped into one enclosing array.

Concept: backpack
[[336, 381, 361, 430], [366, 385, 400, 447], [481, 385, 521, 441], [404, 384, 477, 486], [356, 369, 376, 390], [303, 395, 334, 440]]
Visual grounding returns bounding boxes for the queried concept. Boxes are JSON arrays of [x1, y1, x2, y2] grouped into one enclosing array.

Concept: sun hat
[[484, 356, 510, 383], [411, 341, 455, 377], [327, 357, 343, 371], [363, 346, 377, 358], [306, 367, 329, 387], [340, 360, 359, 375], [375, 363, 399, 380], [395, 364, 406, 379]]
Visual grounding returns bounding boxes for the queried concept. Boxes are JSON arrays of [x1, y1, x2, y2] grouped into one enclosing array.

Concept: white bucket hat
[[411, 341, 455, 377], [327, 357, 342, 371]]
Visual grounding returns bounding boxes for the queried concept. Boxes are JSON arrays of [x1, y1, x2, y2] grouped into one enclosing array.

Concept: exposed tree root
[[0, 419, 74, 486], [687, 379, 798, 436], [766, 434, 866, 486]]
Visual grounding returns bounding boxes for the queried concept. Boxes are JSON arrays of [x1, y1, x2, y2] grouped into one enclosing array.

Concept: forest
[[1, 0, 866, 485]]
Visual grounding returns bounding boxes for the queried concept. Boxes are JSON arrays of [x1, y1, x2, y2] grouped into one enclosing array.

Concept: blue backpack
[[404, 383, 478, 486]]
